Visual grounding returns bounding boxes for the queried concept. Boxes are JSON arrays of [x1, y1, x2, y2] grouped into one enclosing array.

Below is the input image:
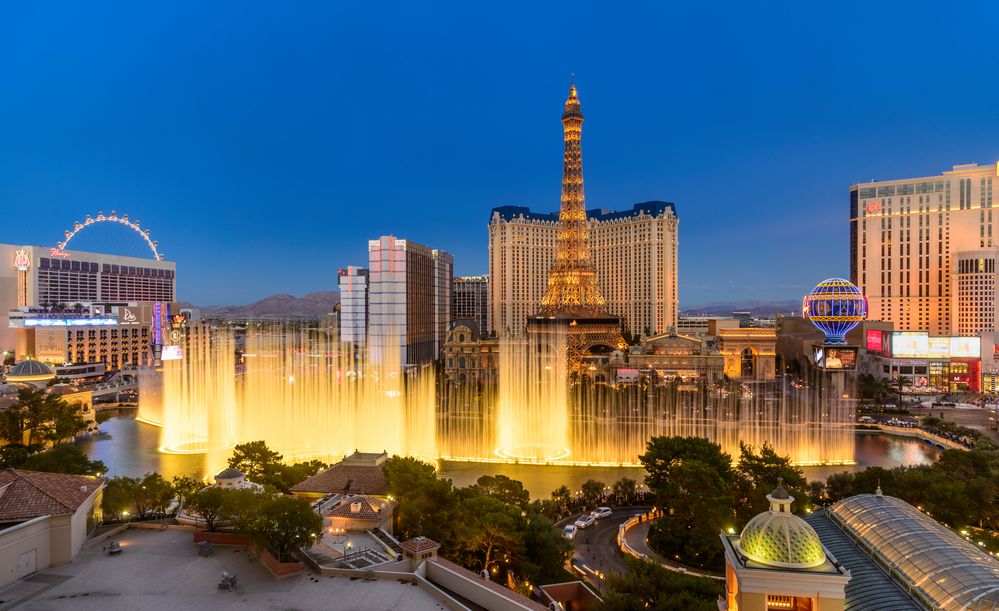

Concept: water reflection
[[78, 417, 942, 497]]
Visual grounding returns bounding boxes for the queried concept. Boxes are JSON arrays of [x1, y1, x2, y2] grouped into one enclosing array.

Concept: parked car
[[590, 507, 612, 519], [563, 524, 577, 540], [574, 514, 596, 529]]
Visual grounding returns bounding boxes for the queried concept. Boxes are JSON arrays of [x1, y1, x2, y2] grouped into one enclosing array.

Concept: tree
[[598, 557, 723, 611], [640, 437, 736, 570], [248, 495, 323, 562], [171, 475, 204, 508], [612, 477, 638, 503], [226, 487, 269, 532], [551, 485, 571, 509], [102, 476, 139, 521], [21, 443, 106, 475], [187, 487, 232, 532], [0, 444, 32, 469], [5, 388, 88, 446], [733, 442, 807, 523], [460, 494, 526, 572], [226, 441, 326, 493], [580, 479, 605, 508], [475, 474, 530, 509], [227, 440, 283, 482], [131, 472, 175, 518], [521, 512, 572, 584], [383, 456, 461, 547]]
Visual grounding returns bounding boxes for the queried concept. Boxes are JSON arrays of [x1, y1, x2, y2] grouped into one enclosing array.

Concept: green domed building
[[720, 480, 851, 611]]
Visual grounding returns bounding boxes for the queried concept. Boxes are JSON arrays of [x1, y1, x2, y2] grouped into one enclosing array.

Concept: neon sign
[[25, 318, 118, 327], [13, 249, 30, 271], [49, 248, 70, 258], [866, 202, 881, 214]]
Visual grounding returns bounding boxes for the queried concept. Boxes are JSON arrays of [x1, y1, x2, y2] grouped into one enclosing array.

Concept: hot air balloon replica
[[802, 278, 867, 345]]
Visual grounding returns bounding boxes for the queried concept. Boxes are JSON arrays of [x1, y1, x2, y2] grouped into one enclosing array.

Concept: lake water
[[79, 417, 942, 499]]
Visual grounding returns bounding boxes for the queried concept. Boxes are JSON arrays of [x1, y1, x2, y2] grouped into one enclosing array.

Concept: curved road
[[556, 506, 651, 592]]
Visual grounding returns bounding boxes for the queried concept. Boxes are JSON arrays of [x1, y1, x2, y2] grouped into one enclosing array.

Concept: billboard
[[815, 346, 857, 370], [927, 337, 950, 357], [865, 330, 882, 353], [950, 336, 981, 358], [892, 332, 928, 358], [162, 345, 184, 361]]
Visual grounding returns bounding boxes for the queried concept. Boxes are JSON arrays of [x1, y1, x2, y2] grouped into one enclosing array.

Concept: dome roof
[[8, 360, 55, 379], [214, 468, 245, 480], [736, 481, 826, 569]]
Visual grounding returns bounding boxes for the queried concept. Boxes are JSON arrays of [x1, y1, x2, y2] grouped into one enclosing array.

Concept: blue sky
[[3, 2, 999, 306]]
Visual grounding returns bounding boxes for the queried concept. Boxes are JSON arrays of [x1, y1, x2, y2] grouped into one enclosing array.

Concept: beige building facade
[[850, 162, 999, 335], [489, 202, 679, 337]]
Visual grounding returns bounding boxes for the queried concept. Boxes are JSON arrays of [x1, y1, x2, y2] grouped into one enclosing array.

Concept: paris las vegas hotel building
[[489, 202, 679, 337]]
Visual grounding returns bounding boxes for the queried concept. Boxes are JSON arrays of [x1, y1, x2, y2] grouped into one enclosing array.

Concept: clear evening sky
[[3, 2, 999, 307]]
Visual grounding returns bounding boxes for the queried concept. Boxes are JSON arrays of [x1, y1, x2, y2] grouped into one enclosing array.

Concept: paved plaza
[[0, 529, 446, 611]]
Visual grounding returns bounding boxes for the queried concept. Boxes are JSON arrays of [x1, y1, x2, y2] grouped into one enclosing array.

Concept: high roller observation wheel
[[57, 210, 164, 261]]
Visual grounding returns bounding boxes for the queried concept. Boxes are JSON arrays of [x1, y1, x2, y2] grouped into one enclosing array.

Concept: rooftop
[[327, 495, 392, 521], [490, 201, 677, 224], [291, 453, 389, 495], [829, 493, 999, 609], [401, 536, 441, 555], [0, 528, 445, 611], [803, 510, 918, 610], [7, 359, 55, 380], [0, 469, 103, 523]]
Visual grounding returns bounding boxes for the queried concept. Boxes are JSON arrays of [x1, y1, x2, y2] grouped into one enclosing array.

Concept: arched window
[[459, 357, 466, 369], [459, 333, 465, 342], [741, 348, 754, 378]]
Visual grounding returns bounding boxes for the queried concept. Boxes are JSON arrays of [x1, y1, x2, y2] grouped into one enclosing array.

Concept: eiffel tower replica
[[527, 84, 625, 372]]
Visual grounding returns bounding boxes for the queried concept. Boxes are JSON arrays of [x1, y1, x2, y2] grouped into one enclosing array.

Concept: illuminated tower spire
[[539, 84, 608, 313]]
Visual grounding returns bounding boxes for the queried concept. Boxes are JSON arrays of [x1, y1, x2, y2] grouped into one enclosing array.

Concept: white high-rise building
[[488, 202, 679, 337], [337, 266, 369, 348], [850, 162, 999, 335], [367, 236, 453, 366]]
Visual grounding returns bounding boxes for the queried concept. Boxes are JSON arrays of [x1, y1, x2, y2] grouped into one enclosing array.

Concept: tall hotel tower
[[489, 89, 679, 338], [850, 162, 999, 335], [367, 236, 453, 366]]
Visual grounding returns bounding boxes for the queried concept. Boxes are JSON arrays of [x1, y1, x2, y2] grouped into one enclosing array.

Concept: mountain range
[[180, 292, 799, 320], [681, 299, 801, 317], [180, 291, 340, 319]]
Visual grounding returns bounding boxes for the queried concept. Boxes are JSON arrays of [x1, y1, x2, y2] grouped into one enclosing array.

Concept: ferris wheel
[[57, 210, 164, 261]]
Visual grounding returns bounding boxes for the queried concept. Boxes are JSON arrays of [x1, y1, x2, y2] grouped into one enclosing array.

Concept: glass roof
[[830, 494, 999, 610]]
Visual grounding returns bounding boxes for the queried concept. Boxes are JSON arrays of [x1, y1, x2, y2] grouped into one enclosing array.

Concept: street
[[556, 506, 650, 592]]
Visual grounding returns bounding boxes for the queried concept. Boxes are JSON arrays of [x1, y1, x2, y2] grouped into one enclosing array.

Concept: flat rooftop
[[0, 528, 446, 611]]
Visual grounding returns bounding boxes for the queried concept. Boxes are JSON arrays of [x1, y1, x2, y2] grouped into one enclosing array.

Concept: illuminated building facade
[[850, 162, 999, 335], [718, 327, 777, 380], [951, 249, 999, 335], [9, 302, 184, 370], [525, 85, 624, 367], [489, 201, 679, 337], [0, 244, 176, 350], [368, 236, 453, 366], [337, 266, 369, 348], [451, 275, 489, 338], [442, 320, 498, 385]]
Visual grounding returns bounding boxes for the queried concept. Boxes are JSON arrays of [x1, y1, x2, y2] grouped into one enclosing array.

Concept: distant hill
[[681, 299, 800, 317], [182, 291, 340, 320]]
